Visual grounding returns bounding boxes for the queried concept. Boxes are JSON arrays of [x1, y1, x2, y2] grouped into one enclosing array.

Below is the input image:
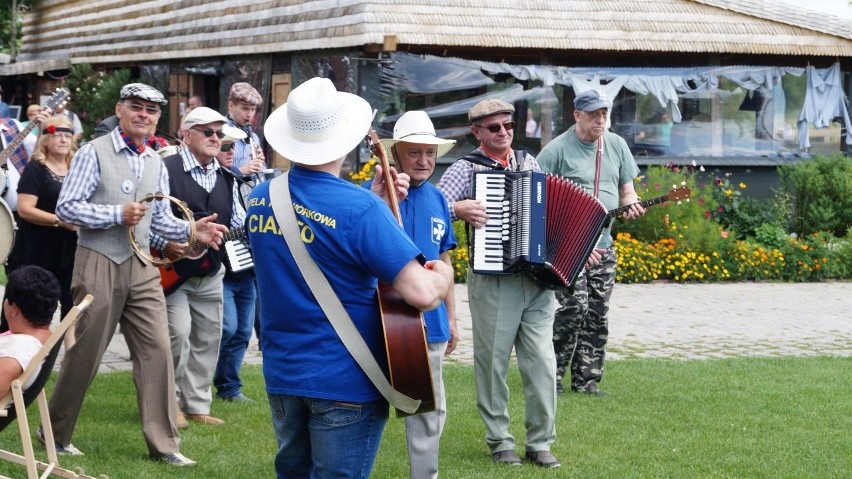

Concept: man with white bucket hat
[[364, 111, 457, 479], [246, 77, 454, 478]]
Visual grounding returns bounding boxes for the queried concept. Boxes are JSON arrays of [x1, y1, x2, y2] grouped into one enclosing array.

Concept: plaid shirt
[[436, 147, 540, 220], [56, 128, 188, 240], [1, 119, 30, 174]]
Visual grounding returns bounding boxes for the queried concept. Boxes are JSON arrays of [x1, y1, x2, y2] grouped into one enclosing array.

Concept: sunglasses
[[220, 142, 235, 152], [123, 101, 161, 115], [191, 127, 225, 139], [476, 121, 515, 133]]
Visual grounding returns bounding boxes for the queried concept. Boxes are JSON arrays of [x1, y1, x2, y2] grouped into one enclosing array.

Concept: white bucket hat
[[265, 77, 373, 165], [380, 111, 456, 159]]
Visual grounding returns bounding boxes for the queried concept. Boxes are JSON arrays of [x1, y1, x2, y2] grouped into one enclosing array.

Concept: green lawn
[[1, 357, 849, 478]]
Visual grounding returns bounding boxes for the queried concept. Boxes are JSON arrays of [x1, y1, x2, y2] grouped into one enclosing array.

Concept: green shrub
[[753, 223, 789, 249], [778, 155, 852, 238]]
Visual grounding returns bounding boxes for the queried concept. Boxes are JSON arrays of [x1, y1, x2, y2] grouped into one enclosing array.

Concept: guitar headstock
[[668, 185, 691, 202], [43, 88, 71, 114]]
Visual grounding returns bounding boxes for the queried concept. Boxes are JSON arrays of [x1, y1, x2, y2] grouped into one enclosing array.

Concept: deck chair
[[0, 294, 107, 479]]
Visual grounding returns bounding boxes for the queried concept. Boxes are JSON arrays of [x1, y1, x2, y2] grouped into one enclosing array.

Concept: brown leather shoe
[[176, 410, 188, 429], [186, 414, 225, 425]]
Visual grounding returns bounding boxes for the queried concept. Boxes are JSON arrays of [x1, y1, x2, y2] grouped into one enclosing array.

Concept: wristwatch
[[53, 218, 60, 228]]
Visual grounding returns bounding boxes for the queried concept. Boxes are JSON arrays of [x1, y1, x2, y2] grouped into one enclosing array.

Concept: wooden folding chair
[[0, 294, 107, 479]]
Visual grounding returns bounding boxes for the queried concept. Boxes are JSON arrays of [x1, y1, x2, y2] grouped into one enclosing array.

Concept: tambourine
[[128, 192, 197, 266]]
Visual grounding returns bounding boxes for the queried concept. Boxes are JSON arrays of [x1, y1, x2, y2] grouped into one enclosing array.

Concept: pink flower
[[704, 210, 711, 219]]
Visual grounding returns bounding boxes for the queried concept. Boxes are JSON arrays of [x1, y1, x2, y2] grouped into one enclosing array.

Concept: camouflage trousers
[[552, 247, 617, 392]]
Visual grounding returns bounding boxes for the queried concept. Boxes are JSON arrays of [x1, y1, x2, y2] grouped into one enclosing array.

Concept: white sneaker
[[158, 452, 197, 467]]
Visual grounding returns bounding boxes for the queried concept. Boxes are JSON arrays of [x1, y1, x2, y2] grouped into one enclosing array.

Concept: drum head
[[0, 198, 16, 264]]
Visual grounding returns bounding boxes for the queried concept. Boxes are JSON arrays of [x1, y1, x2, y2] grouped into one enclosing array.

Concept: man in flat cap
[[225, 82, 266, 181], [537, 89, 645, 398], [437, 98, 561, 468], [46, 83, 228, 467]]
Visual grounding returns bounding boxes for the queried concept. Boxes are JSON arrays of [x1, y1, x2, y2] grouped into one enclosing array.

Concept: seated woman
[[0, 266, 61, 394]]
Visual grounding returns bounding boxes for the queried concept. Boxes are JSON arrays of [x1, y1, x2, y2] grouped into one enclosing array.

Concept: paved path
[[61, 281, 850, 373]]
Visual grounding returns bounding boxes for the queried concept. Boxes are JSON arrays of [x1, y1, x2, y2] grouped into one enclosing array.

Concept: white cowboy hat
[[380, 111, 456, 159], [265, 77, 372, 166]]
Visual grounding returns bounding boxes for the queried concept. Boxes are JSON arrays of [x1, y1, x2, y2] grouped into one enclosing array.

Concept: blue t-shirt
[[247, 167, 422, 402], [364, 179, 456, 342]]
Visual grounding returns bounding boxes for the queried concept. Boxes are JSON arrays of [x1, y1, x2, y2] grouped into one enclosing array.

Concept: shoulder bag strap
[[268, 172, 420, 414]]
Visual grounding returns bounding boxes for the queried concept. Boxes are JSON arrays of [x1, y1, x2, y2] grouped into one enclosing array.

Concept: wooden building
[[3, 0, 851, 190]]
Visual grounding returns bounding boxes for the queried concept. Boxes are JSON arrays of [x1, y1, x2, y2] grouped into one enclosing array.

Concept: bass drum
[[0, 197, 17, 264], [0, 166, 7, 197]]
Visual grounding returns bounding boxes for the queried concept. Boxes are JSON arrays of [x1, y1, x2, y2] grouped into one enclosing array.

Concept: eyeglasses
[[50, 132, 74, 140], [191, 127, 225, 139], [475, 121, 515, 133], [220, 143, 235, 152], [123, 101, 161, 115]]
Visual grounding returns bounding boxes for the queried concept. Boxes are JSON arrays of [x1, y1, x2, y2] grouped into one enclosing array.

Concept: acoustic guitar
[[367, 129, 435, 417]]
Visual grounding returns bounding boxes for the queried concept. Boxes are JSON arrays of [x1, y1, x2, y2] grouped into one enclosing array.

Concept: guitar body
[[150, 247, 212, 296], [377, 281, 435, 417]]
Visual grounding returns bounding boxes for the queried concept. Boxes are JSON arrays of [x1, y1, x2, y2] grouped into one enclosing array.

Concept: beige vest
[[76, 136, 160, 264]]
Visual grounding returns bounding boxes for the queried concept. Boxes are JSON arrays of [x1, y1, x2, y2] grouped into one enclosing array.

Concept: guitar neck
[[607, 194, 668, 218], [0, 121, 38, 167]]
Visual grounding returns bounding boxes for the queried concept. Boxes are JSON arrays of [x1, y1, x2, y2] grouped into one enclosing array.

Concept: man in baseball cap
[[537, 88, 644, 406]]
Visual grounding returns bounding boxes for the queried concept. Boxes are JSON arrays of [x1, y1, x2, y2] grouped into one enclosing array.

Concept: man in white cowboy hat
[[363, 110, 457, 479], [49, 82, 228, 467], [246, 77, 454, 478], [151, 106, 248, 429], [437, 98, 561, 468]]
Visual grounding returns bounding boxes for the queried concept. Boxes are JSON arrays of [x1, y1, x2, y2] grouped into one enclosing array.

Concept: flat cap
[[120, 83, 168, 106], [574, 89, 611, 112], [468, 99, 515, 123], [229, 82, 263, 106]]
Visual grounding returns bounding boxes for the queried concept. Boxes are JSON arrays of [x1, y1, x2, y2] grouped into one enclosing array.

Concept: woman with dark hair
[[0, 265, 61, 394], [7, 115, 78, 318]]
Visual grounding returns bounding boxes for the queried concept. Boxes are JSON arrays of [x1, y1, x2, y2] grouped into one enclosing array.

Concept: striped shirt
[[56, 128, 189, 240], [149, 148, 246, 250]]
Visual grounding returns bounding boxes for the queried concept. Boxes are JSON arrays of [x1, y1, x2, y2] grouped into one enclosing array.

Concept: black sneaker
[[556, 379, 565, 395], [526, 450, 561, 468], [36, 427, 84, 456], [491, 449, 522, 466]]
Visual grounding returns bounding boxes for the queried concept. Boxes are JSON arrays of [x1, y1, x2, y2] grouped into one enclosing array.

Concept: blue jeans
[[214, 275, 256, 398], [268, 394, 388, 479]]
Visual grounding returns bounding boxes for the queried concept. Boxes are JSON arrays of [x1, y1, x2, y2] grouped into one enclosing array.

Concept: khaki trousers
[[468, 272, 557, 454], [47, 247, 180, 456]]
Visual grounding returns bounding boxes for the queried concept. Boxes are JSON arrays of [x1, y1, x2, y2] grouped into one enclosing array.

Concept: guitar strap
[[268, 172, 421, 415]]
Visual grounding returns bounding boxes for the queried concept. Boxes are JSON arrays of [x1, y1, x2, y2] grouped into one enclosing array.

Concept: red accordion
[[472, 171, 609, 289]]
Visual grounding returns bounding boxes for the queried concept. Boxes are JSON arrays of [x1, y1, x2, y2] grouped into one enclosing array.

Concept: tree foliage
[[1, 0, 33, 56]]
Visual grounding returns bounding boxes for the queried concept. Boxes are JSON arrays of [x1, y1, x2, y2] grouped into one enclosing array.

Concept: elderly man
[[152, 107, 247, 427], [537, 89, 645, 397], [47, 83, 227, 467], [225, 82, 266, 179], [437, 99, 560, 468], [248, 77, 454, 478], [364, 111, 457, 479]]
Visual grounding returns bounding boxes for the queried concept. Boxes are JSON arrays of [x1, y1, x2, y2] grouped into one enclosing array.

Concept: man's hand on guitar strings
[[371, 164, 410, 205], [195, 213, 228, 250]]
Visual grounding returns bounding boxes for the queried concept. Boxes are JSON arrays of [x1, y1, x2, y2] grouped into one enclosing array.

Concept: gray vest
[[76, 135, 160, 264]]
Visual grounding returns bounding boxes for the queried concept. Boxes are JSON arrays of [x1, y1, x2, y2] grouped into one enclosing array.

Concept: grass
[[1, 357, 850, 478]]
